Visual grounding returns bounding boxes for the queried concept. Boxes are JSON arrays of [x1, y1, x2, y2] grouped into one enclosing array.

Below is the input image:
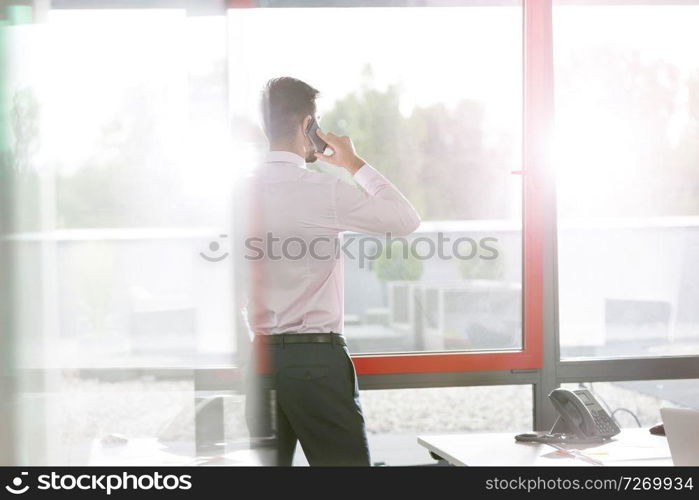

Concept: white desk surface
[[418, 428, 673, 466]]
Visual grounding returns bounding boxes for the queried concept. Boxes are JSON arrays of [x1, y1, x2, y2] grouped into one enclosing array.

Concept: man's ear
[[301, 115, 312, 135]]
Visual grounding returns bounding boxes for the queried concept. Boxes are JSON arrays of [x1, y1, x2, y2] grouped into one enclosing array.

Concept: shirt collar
[[265, 150, 306, 168]]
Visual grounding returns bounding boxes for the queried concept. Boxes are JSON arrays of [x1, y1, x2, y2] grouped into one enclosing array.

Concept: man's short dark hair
[[261, 77, 320, 143]]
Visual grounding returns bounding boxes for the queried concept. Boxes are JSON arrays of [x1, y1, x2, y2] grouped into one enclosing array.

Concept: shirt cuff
[[352, 163, 385, 195]]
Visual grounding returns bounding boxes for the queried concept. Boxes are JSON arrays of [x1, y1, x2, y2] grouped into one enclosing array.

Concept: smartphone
[[305, 117, 329, 155]]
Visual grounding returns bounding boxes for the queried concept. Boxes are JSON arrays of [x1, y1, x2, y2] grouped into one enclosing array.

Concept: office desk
[[417, 428, 672, 466]]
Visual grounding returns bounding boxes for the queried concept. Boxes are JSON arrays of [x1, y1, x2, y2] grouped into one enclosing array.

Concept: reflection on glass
[[7, 10, 236, 370], [554, 5, 699, 358], [45, 373, 196, 465], [228, 6, 523, 353], [2, 9, 238, 465]]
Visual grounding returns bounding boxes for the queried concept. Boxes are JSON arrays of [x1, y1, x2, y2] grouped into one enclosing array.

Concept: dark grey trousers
[[244, 339, 371, 466]]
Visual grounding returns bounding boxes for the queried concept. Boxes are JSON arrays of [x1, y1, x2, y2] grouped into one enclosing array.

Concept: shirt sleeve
[[333, 163, 421, 236]]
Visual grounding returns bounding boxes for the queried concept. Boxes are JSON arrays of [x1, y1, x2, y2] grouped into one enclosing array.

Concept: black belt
[[254, 332, 346, 346]]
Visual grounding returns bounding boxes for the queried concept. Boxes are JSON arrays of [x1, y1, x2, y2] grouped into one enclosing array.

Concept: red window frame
[[232, 0, 553, 375], [353, 0, 552, 375]]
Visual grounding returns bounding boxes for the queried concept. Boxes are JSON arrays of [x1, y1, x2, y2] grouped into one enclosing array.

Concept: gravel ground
[[360, 385, 533, 433], [54, 375, 194, 446]]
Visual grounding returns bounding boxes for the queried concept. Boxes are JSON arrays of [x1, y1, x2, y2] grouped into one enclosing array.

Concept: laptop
[[660, 408, 699, 466]]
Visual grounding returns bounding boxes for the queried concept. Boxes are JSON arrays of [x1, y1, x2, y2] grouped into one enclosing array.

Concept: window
[[7, 9, 235, 370], [228, 4, 536, 372], [22, 1, 699, 468], [554, 4, 699, 358]]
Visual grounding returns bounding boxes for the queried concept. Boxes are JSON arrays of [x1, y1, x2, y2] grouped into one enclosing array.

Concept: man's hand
[[314, 129, 366, 175]]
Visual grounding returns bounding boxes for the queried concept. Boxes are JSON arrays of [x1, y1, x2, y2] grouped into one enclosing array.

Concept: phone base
[[550, 416, 574, 435], [514, 431, 610, 445], [515, 416, 613, 444]]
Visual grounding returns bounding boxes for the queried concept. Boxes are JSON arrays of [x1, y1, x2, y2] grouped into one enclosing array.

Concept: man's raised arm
[[315, 130, 421, 236]]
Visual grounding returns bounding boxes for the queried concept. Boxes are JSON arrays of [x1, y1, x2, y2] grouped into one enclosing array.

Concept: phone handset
[[304, 117, 330, 155]]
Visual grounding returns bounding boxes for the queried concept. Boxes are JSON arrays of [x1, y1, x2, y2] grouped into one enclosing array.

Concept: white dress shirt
[[243, 150, 420, 335]]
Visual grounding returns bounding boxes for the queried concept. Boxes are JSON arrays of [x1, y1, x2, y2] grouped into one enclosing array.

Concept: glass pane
[[228, 5, 523, 354], [560, 380, 697, 429], [554, 4, 699, 358], [5, 9, 235, 370]]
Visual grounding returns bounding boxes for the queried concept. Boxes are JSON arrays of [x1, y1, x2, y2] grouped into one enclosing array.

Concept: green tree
[[5, 87, 41, 232], [321, 66, 514, 221], [321, 78, 412, 200], [374, 240, 423, 283]]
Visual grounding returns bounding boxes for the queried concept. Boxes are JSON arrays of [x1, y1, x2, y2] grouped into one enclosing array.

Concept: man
[[242, 77, 420, 466]]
